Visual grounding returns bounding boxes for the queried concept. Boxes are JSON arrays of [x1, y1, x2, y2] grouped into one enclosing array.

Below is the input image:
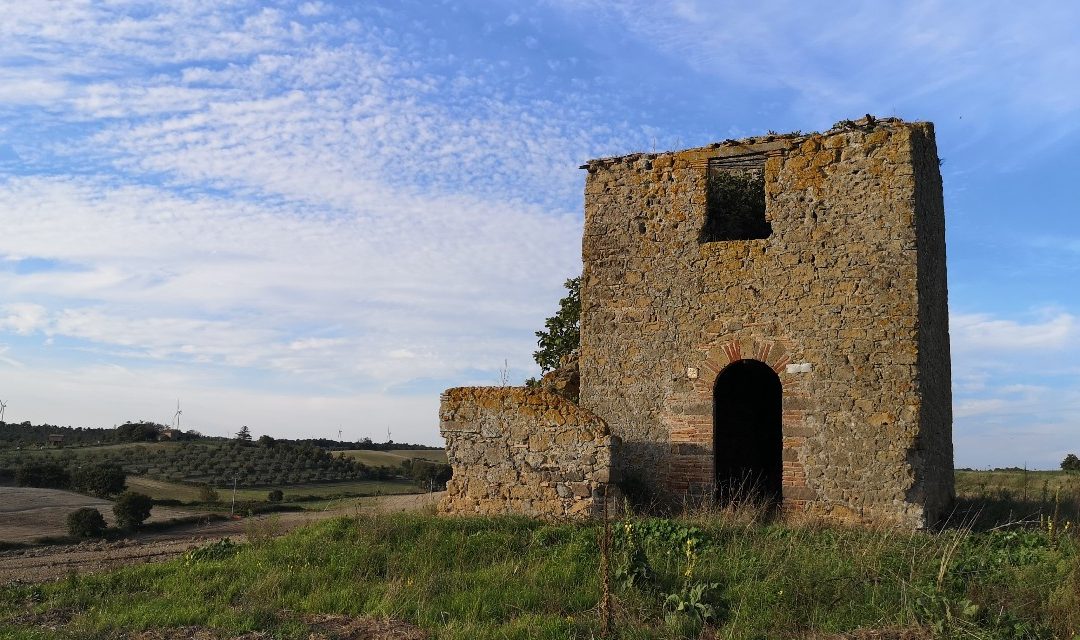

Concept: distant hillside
[[0, 421, 442, 452], [0, 420, 146, 447], [0, 440, 401, 488]]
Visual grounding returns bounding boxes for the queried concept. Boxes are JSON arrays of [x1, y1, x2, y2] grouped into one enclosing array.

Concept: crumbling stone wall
[[578, 117, 953, 528], [439, 387, 616, 518]]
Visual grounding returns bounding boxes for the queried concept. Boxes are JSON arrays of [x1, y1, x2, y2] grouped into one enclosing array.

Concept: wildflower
[[684, 538, 697, 579]]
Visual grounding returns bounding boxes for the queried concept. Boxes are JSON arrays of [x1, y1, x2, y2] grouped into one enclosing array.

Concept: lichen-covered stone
[[539, 349, 580, 401], [578, 116, 954, 528], [439, 387, 617, 519]]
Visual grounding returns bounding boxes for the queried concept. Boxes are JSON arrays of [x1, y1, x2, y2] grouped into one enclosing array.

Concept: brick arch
[[661, 334, 814, 507]]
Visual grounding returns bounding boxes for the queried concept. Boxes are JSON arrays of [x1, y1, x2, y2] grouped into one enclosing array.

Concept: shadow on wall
[[613, 440, 783, 516]]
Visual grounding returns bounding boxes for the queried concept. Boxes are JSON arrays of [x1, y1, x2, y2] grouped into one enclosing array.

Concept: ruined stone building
[[441, 117, 954, 528]]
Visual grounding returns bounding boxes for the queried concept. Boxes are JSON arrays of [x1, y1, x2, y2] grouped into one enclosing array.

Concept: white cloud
[[0, 174, 578, 386], [0, 303, 47, 335], [949, 309, 1080, 468], [954, 397, 1008, 419], [951, 311, 1075, 351], [0, 77, 68, 104], [0, 1, 646, 438], [0, 344, 22, 368]]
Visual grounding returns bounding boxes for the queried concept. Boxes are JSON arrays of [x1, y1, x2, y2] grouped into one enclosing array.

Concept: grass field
[[339, 448, 446, 466], [6, 471, 1079, 638], [957, 468, 1080, 497], [4, 507, 1080, 639], [125, 475, 421, 504], [955, 469, 1080, 528]]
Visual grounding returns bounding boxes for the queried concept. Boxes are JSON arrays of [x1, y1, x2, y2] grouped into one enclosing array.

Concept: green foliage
[[184, 538, 240, 564], [66, 507, 107, 538], [71, 462, 126, 497], [267, 489, 283, 502], [0, 421, 116, 448], [0, 440, 396, 490], [1062, 453, 1080, 472], [615, 518, 720, 634], [701, 169, 768, 242], [14, 460, 70, 489], [112, 491, 153, 529], [532, 276, 580, 373], [402, 459, 452, 490], [235, 425, 252, 443], [115, 421, 162, 442], [257, 434, 276, 448], [197, 482, 219, 503]]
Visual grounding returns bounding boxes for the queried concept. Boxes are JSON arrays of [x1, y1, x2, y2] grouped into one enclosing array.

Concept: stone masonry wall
[[578, 117, 953, 528], [439, 387, 616, 519]]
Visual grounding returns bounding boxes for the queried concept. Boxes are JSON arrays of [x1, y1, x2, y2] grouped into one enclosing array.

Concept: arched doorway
[[713, 359, 783, 504]]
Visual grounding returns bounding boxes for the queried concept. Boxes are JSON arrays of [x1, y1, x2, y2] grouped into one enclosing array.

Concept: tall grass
[[955, 469, 1080, 530], [3, 502, 1080, 639]]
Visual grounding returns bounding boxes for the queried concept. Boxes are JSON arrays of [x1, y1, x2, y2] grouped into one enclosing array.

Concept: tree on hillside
[[533, 276, 580, 373], [258, 434, 276, 448], [116, 421, 162, 442], [15, 461, 71, 489], [236, 425, 252, 443], [67, 508, 107, 537], [400, 459, 452, 491], [1062, 454, 1080, 472], [113, 491, 153, 529], [71, 462, 126, 498]]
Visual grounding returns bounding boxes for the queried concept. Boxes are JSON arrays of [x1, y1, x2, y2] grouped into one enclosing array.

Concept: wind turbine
[[172, 399, 182, 430], [0, 399, 6, 423]]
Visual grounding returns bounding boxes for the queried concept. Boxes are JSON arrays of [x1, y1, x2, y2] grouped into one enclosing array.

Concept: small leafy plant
[[184, 537, 240, 564]]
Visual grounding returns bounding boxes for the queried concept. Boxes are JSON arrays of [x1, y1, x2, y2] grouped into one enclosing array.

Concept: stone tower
[[578, 117, 953, 527]]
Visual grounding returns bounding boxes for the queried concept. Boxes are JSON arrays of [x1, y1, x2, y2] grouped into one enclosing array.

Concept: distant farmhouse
[[440, 117, 953, 529]]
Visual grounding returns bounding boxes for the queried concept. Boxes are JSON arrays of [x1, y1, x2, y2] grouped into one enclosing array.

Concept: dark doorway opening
[[713, 359, 783, 504]]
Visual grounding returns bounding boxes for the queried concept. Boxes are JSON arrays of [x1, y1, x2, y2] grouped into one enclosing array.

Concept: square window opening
[[700, 155, 770, 242]]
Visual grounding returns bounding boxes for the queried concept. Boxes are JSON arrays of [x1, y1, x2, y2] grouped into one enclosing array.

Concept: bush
[[267, 489, 283, 502], [1062, 454, 1080, 472], [15, 461, 71, 489], [113, 491, 153, 529], [115, 422, 161, 442], [71, 462, 126, 497], [197, 483, 219, 503], [66, 508, 107, 537], [406, 460, 452, 490]]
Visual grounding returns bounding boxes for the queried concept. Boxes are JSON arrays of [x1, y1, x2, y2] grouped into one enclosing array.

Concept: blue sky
[[0, 1, 1077, 468]]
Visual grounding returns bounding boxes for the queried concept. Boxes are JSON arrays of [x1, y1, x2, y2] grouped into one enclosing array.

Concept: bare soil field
[[0, 487, 196, 542], [0, 491, 443, 584]]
